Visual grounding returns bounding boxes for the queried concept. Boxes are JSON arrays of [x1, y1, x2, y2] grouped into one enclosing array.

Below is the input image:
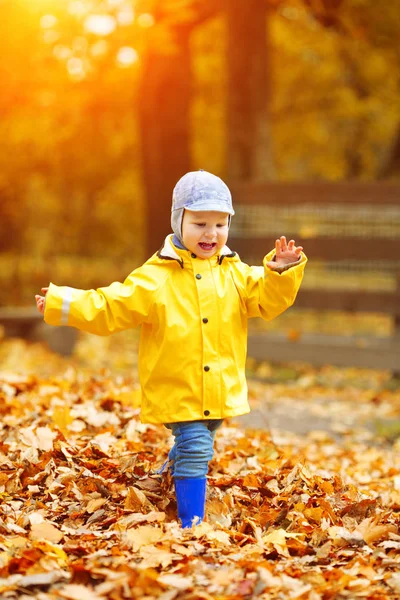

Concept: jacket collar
[[157, 235, 236, 268]]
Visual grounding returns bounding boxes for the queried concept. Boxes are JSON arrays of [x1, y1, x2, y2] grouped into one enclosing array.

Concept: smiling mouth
[[198, 242, 217, 251]]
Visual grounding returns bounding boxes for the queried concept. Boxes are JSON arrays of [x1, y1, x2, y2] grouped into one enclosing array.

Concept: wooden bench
[[0, 307, 77, 356], [229, 181, 400, 371]]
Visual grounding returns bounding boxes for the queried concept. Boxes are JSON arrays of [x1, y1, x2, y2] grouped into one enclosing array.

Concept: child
[[35, 170, 307, 528]]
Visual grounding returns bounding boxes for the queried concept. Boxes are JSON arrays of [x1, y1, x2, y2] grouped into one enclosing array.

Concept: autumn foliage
[[1, 0, 400, 303], [0, 336, 399, 599]]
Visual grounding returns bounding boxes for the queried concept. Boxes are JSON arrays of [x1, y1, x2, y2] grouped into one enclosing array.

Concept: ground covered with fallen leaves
[[0, 334, 400, 600]]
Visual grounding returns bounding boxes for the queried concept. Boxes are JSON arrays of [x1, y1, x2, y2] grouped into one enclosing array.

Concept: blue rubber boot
[[174, 477, 207, 528]]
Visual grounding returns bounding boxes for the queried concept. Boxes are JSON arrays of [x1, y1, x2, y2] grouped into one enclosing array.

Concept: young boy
[[35, 170, 307, 528]]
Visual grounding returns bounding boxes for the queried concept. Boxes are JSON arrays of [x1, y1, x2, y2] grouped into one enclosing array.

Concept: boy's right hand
[[35, 287, 49, 315]]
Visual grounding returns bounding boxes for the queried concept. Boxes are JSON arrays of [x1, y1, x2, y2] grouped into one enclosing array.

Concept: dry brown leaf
[[139, 545, 177, 568], [356, 517, 397, 544], [2, 338, 400, 600], [18, 570, 70, 588], [158, 574, 193, 590], [124, 486, 150, 511], [57, 583, 104, 600], [86, 497, 107, 514], [30, 521, 63, 543], [262, 529, 303, 557], [123, 525, 164, 551]]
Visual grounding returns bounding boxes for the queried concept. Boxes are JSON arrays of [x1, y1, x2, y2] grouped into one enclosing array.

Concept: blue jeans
[[165, 419, 223, 479]]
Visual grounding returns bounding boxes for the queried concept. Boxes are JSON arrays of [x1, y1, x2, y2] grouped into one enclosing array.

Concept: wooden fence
[[1, 182, 399, 370], [229, 181, 400, 371]]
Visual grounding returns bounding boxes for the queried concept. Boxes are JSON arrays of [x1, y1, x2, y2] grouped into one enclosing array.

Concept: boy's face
[[181, 210, 230, 259]]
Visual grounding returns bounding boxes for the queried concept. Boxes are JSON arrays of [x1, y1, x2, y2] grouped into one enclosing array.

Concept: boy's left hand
[[266, 236, 303, 269]]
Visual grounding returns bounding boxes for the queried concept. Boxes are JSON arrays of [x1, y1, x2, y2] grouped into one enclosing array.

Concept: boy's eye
[[194, 222, 227, 227]]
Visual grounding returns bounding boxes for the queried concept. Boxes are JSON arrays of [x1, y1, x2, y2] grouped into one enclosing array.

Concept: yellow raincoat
[[44, 235, 307, 424]]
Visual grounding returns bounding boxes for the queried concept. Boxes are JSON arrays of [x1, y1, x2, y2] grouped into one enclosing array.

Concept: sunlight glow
[[40, 14, 58, 29], [137, 13, 154, 28], [117, 46, 139, 67], [43, 30, 60, 44], [84, 14, 116, 36], [72, 36, 88, 52], [91, 40, 109, 57], [67, 57, 85, 79], [54, 45, 72, 60], [68, 1, 88, 17], [117, 6, 135, 26]]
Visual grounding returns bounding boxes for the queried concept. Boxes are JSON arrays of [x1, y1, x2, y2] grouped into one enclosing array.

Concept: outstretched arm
[[36, 265, 163, 335]]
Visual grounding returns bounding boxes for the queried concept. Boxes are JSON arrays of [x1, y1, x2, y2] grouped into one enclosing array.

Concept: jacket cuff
[[268, 254, 302, 273], [43, 283, 72, 326]]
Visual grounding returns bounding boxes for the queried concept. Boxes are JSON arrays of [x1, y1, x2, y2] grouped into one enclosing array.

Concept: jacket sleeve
[[43, 265, 161, 336], [244, 248, 307, 320]]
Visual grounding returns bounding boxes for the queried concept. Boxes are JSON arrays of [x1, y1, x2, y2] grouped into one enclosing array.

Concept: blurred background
[[1, 0, 400, 363]]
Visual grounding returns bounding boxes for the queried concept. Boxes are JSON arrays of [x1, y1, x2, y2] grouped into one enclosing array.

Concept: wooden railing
[[1, 182, 399, 369], [229, 181, 400, 370]]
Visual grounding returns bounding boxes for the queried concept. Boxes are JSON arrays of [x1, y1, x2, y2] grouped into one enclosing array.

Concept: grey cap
[[171, 170, 235, 215]]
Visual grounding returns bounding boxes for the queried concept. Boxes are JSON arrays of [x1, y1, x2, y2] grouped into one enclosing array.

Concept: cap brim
[[183, 202, 235, 216]]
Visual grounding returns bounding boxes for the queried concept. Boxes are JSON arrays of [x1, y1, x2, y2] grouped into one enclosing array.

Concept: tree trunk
[[225, 0, 275, 181], [138, 28, 192, 257], [137, 0, 222, 257], [378, 128, 400, 179]]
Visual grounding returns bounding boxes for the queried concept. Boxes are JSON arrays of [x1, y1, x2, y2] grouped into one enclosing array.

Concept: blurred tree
[[267, 0, 400, 180], [1, 0, 400, 305], [304, 0, 400, 178], [225, 0, 276, 181], [138, 0, 280, 251], [136, 0, 221, 254]]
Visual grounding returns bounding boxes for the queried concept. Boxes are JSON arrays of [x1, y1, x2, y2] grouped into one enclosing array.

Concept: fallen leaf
[[18, 570, 70, 588], [57, 583, 104, 600], [123, 525, 164, 551], [86, 497, 107, 514], [356, 517, 397, 545], [30, 521, 63, 543], [262, 529, 304, 557], [124, 486, 150, 511], [158, 574, 193, 590]]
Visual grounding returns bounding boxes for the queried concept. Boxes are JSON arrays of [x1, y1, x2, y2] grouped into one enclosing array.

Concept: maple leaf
[[262, 529, 305, 557]]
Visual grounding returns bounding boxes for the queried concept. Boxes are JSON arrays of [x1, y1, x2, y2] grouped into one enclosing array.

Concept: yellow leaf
[[123, 525, 164, 551], [86, 498, 107, 514], [30, 521, 63, 544], [57, 584, 103, 600], [262, 529, 303, 557], [33, 540, 68, 565], [36, 426, 57, 451], [124, 486, 149, 511], [304, 507, 323, 524], [52, 405, 73, 433], [139, 545, 176, 568], [158, 574, 193, 590], [242, 473, 260, 488], [356, 518, 397, 545]]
